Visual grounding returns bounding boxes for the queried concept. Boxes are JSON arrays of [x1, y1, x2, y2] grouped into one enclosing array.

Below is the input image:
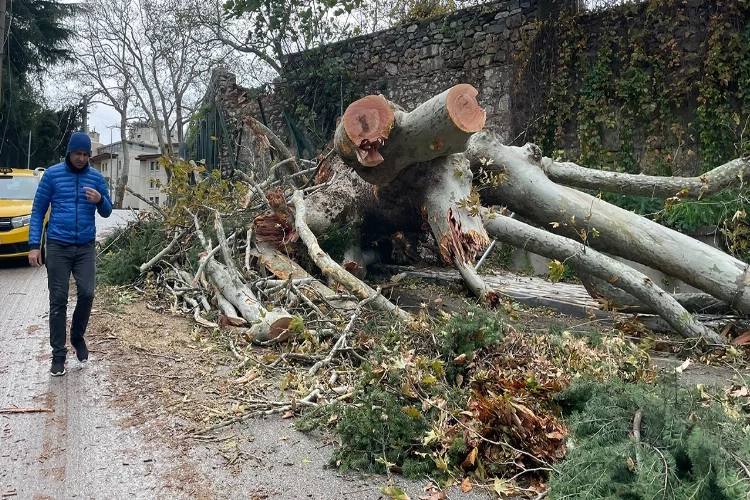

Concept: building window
[[118, 160, 122, 169], [155, 196, 160, 205], [150, 180, 155, 188], [150, 161, 159, 171]]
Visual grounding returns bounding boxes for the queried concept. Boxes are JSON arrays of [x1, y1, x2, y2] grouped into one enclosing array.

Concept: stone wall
[[213, 0, 725, 177], [282, 0, 539, 145], [234, 0, 544, 156]]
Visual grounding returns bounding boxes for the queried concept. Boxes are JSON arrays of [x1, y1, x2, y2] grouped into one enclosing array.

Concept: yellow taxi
[[0, 167, 48, 261]]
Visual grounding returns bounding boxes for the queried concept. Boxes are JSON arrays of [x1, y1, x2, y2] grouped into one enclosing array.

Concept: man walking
[[29, 131, 113, 376]]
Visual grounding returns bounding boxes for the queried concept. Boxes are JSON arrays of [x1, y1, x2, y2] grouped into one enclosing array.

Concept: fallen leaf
[[418, 481, 447, 500], [282, 411, 295, 419], [728, 386, 749, 398], [460, 477, 472, 493], [546, 431, 565, 440], [732, 331, 750, 345], [493, 478, 517, 496], [380, 485, 411, 500], [461, 447, 478, 469], [626, 456, 635, 471]]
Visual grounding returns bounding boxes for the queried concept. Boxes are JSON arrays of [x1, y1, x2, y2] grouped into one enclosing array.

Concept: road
[[0, 210, 183, 499], [0, 210, 493, 500]]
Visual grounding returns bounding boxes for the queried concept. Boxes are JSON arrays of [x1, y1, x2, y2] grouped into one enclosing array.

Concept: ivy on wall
[[282, 56, 364, 152], [518, 0, 750, 260]]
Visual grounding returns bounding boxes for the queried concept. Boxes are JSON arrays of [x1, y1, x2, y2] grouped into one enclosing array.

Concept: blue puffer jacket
[[29, 161, 113, 249]]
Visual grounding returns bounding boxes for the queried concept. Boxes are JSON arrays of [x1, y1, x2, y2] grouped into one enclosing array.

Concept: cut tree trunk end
[[466, 133, 750, 316], [335, 95, 395, 167], [481, 209, 725, 344], [335, 84, 486, 185]]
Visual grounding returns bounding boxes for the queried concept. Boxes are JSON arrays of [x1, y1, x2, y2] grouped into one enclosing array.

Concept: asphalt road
[[0, 210, 494, 500], [0, 210, 183, 499]]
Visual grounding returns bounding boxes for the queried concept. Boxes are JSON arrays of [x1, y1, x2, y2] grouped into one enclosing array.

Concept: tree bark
[[335, 84, 486, 185], [250, 242, 360, 315], [116, 104, 130, 209], [578, 272, 732, 314], [544, 156, 750, 199], [204, 258, 293, 342], [466, 133, 750, 315], [291, 190, 410, 321], [420, 154, 496, 305], [481, 210, 725, 343]]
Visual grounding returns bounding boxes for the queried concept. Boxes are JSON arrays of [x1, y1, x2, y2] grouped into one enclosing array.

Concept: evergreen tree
[[0, 0, 77, 168]]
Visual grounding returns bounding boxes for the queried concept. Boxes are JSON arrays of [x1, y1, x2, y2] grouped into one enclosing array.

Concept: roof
[[135, 153, 163, 161], [90, 152, 119, 162]]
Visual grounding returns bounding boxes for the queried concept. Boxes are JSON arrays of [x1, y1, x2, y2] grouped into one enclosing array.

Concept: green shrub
[[550, 378, 750, 500], [329, 387, 434, 477], [98, 217, 167, 285], [441, 307, 505, 383]]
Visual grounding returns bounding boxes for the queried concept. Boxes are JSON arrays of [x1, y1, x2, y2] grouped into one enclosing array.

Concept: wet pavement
[[0, 210, 495, 500], [0, 210, 184, 499]]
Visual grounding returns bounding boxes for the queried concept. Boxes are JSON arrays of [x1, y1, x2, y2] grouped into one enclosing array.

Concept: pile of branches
[[101, 83, 750, 496]]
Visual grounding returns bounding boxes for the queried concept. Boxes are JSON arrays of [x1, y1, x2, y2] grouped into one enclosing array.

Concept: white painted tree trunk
[[466, 133, 750, 315]]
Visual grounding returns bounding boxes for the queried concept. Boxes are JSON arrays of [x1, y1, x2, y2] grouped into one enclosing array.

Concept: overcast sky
[[88, 104, 122, 145]]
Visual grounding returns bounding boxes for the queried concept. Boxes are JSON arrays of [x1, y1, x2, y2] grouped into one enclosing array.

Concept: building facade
[[88, 125, 170, 210]]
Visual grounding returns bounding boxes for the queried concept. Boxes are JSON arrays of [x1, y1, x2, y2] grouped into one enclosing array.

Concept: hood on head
[[66, 131, 92, 156]]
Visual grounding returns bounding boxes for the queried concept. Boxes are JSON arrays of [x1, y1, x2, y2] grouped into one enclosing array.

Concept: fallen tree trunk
[[188, 209, 294, 342], [544, 156, 750, 199], [205, 258, 294, 342], [335, 84, 486, 185], [466, 133, 750, 315], [481, 209, 725, 343], [578, 273, 732, 315], [250, 242, 360, 315], [420, 154, 496, 305]]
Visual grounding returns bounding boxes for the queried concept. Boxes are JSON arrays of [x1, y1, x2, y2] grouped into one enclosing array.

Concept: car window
[[0, 175, 40, 200]]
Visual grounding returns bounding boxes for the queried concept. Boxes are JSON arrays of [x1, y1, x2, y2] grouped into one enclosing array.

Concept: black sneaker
[[51, 357, 66, 376], [71, 337, 89, 363]]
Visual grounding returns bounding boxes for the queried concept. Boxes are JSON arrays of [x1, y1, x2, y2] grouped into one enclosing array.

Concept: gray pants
[[46, 241, 96, 359]]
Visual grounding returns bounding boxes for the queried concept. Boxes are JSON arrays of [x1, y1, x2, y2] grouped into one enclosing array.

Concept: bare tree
[[73, 0, 232, 160], [74, 0, 134, 208], [206, 0, 361, 75]]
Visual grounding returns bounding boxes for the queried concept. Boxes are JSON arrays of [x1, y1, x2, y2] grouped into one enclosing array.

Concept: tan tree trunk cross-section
[[335, 84, 486, 185]]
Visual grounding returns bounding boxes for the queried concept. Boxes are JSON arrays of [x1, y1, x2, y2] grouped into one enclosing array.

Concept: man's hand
[[83, 187, 102, 204], [29, 249, 42, 267]]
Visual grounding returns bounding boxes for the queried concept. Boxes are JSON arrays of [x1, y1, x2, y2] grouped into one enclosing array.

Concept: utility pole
[[0, 0, 7, 109], [26, 129, 30, 169]]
